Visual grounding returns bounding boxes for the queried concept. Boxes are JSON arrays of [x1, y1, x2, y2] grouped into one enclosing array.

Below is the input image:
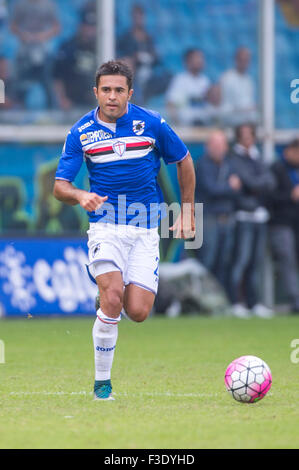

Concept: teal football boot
[[94, 379, 114, 401]]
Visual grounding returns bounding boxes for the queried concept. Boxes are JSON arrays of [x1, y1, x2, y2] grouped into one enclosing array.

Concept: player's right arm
[[53, 129, 108, 211], [53, 180, 108, 211]]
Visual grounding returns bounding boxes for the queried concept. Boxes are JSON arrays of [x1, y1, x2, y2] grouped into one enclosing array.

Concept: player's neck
[[98, 109, 117, 123], [97, 104, 129, 124]]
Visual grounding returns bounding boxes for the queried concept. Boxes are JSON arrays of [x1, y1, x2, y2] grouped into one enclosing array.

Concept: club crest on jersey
[[113, 140, 126, 157], [133, 120, 145, 136]]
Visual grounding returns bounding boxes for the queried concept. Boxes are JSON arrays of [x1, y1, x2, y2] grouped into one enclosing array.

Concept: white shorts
[[87, 223, 160, 295]]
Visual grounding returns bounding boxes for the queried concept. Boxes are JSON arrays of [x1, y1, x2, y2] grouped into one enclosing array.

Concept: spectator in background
[[82, 0, 96, 20], [195, 130, 241, 295], [0, 177, 31, 233], [277, 0, 299, 28], [220, 47, 258, 127], [0, 0, 7, 30], [35, 161, 82, 234], [117, 4, 169, 105], [0, 56, 17, 109], [166, 48, 210, 126], [228, 124, 276, 319], [0, 0, 7, 45], [268, 139, 299, 313], [118, 55, 143, 105], [11, 0, 60, 109], [194, 83, 226, 127], [53, 3, 97, 111]]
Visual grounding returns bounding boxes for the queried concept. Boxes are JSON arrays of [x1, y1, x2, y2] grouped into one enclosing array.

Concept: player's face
[[186, 51, 204, 74], [238, 126, 255, 149], [236, 49, 250, 73], [94, 75, 133, 122], [285, 147, 299, 166], [207, 133, 228, 163]]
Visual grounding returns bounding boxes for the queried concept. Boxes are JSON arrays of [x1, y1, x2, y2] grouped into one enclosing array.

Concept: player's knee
[[101, 287, 123, 313], [126, 305, 151, 323]]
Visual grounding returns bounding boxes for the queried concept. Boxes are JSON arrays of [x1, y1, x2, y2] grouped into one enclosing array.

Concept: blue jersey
[[55, 103, 188, 228]]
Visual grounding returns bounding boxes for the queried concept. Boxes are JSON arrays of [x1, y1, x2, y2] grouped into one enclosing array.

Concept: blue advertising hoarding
[[0, 239, 98, 316]]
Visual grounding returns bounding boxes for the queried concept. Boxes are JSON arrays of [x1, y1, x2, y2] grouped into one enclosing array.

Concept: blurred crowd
[[0, 0, 258, 127], [0, 0, 97, 113], [194, 125, 299, 318], [166, 45, 258, 127]]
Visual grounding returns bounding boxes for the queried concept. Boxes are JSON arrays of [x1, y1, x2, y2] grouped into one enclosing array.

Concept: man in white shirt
[[220, 47, 258, 127], [166, 48, 210, 126]]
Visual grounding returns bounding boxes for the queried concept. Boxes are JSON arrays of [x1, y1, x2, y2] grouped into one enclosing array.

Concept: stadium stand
[[0, 0, 298, 128]]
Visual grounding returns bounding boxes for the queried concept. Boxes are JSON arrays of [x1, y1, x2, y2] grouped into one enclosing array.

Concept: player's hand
[[229, 174, 242, 191], [78, 192, 108, 212], [169, 209, 196, 239]]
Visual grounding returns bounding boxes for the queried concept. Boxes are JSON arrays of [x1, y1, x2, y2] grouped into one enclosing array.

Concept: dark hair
[[95, 60, 134, 90], [234, 123, 256, 141], [184, 48, 202, 62], [286, 138, 299, 150], [132, 4, 144, 14]]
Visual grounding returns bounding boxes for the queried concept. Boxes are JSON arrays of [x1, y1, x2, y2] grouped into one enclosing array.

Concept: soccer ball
[[224, 355, 272, 403]]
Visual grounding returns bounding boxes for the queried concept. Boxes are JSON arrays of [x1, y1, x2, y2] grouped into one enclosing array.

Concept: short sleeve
[[55, 130, 83, 182], [155, 117, 188, 165]]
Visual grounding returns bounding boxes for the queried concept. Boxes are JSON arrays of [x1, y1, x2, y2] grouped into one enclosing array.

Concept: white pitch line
[[8, 390, 219, 398], [119, 391, 220, 398]]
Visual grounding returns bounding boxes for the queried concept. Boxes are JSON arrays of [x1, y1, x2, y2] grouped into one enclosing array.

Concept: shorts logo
[[133, 120, 145, 135], [93, 244, 101, 257], [113, 140, 126, 157]]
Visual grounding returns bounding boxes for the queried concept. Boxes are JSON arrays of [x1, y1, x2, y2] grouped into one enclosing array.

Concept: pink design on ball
[[224, 355, 272, 403]]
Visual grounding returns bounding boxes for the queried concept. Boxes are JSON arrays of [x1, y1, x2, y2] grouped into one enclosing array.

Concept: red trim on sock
[[97, 314, 118, 325]]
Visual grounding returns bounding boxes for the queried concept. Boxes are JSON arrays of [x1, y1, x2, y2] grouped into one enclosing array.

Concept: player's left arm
[[170, 152, 196, 239]]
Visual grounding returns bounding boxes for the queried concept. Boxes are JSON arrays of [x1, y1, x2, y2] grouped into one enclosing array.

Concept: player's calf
[[123, 283, 155, 322]]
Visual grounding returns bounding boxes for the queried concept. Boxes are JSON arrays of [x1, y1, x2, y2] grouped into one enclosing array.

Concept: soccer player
[[53, 60, 195, 400]]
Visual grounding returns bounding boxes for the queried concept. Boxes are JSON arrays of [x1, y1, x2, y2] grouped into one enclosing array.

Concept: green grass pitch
[[0, 315, 299, 449]]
